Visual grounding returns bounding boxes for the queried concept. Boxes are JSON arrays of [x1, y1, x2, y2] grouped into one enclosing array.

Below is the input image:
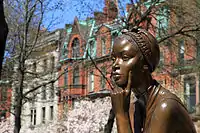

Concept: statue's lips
[[112, 73, 121, 81]]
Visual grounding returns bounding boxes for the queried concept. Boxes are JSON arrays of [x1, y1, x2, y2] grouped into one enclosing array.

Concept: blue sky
[[45, 0, 131, 31], [45, 0, 104, 30]]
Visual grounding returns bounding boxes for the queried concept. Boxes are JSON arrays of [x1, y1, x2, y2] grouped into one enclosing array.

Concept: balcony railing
[[64, 84, 86, 90]]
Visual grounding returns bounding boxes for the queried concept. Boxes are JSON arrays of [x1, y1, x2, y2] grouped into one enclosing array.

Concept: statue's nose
[[112, 58, 120, 71]]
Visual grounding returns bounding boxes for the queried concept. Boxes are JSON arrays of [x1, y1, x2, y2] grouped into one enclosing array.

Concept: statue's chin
[[112, 76, 127, 89], [114, 81, 127, 89]]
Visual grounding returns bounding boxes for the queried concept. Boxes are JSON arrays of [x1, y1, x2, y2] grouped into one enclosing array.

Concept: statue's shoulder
[[156, 86, 186, 111], [151, 85, 188, 119], [161, 86, 184, 103], [145, 85, 196, 133]]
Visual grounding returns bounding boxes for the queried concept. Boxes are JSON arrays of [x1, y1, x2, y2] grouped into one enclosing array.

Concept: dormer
[[71, 37, 80, 58]]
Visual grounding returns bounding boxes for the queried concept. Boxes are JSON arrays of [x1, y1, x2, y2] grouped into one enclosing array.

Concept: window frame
[[42, 107, 46, 124], [72, 38, 80, 58], [89, 71, 94, 92], [73, 67, 79, 85]]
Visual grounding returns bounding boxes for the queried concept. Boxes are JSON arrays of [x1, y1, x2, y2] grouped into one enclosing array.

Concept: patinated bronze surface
[[110, 28, 196, 133]]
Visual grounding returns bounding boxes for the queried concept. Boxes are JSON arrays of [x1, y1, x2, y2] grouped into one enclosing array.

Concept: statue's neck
[[134, 74, 153, 95]]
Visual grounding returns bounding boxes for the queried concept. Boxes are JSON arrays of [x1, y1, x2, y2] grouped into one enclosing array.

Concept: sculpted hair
[[119, 28, 160, 73]]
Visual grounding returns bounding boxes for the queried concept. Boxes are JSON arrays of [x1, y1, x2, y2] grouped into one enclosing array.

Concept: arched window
[[73, 67, 79, 84], [101, 38, 106, 56], [72, 38, 80, 58]]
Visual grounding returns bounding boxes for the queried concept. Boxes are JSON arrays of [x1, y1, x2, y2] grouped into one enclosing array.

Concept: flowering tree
[[0, 97, 118, 133], [0, 119, 13, 133], [1, 96, 200, 133], [64, 97, 115, 133]]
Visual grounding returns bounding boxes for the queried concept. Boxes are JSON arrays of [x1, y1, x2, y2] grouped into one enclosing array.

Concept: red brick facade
[[58, 0, 119, 116], [58, 22, 87, 116], [0, 82, 11, 121], [58, 0, 200, 115]]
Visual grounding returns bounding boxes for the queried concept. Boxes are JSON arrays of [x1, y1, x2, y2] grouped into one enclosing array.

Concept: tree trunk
[[0, 0, 8, 78], [14, 98, 22, 133], [104, 108, 115, 133], [14, 69, 25, 133]]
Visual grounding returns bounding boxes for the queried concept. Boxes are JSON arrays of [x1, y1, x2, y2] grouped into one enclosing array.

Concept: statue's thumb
[[125, 71, 132, 96]]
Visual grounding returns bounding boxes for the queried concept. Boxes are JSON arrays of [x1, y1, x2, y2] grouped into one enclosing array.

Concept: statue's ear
[[130, 26, 139, 32], [121, 29, 128, 34], [143, 63, 152, 73], [143, 64, 149, 70]]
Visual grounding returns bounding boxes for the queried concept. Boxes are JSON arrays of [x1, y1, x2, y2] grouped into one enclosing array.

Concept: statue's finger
[[125, 71, 132, 96], [110, 76, 116, 90]]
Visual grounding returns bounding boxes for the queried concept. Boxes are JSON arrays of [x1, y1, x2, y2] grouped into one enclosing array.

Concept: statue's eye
[[122, 55, 129, 61], [111, 57, 116, 62]]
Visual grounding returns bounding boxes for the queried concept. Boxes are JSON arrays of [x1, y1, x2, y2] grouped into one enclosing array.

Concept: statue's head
[[111, 28, 160, 88]]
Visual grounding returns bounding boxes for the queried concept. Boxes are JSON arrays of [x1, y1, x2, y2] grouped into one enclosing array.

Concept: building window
[[49, 83, 54, 99], [160, 51, 164, 65], [42, 107, 45, 124], [43, 59, 47, 72], [89, 40, 95, 56], [64, 102, 68, 112], [31, 92, 36, 105], [73, 67, 79, 84], [41, 85, 46, 100], [72, 98, 75, 109], [184, 76, 196, 113], [62, 43, 68, 56], [64, 68, 68, 89], [157, 6, 169, 38], [101, 38, 106, 56], [50, 106, 53, 120], [1, 87, 7, 101], [0, 110, 6, 121], [72, 38, 80, 58], [177, 9, 184, 25], [33, 62, 37, 73], [179, 40, 184, 63], [89, 71, 94, 92], [112, 32, 118, 46], [197, 32, 200, 58], [50, 56, 55, 70], [30, 109, 36, 125], [100, 67, 106, 90]]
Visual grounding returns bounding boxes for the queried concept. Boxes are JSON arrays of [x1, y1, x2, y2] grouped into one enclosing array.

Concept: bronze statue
[[110, 28, 196, 133]]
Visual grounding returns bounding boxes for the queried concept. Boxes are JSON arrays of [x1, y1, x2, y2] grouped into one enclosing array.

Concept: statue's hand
[[111, 71, 132, 115]]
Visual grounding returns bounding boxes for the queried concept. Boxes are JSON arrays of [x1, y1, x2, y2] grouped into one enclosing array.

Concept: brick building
[[58, 17, 95, 114], [152, 0, 200, 113], [0, 80, 11, 121], [10, 29, 62, 130], [58, 0, 200, 116], [58, 0, 120, 115]]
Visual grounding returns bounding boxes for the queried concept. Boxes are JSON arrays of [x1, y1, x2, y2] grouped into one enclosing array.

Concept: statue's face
[[111, 37, 141, 88]]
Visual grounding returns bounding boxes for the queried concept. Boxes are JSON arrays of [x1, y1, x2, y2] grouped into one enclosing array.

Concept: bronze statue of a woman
[[110, 28, 196, 133]]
